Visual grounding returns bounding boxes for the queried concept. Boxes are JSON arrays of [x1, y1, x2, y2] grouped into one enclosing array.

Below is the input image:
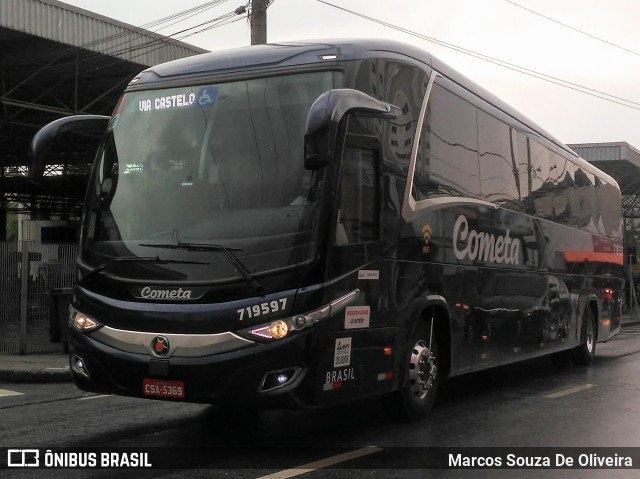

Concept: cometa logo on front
[[140, 287, 192, 300]]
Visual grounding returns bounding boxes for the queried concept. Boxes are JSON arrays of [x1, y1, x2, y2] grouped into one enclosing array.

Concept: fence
[[0, 240, 77, 354]]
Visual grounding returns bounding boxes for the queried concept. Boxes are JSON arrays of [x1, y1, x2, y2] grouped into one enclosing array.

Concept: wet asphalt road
[[2, 324, 640, 478]]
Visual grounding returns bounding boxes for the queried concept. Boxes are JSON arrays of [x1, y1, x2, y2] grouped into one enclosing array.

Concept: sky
[[60, 0, 640, 149]]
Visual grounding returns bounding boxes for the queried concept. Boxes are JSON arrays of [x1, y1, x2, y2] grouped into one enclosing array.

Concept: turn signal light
[[249, 320, 290, 340], [268, 320, 289, 339], [242, 290, 360, 342]]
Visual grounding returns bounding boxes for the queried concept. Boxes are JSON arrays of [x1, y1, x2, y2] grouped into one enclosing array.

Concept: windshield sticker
[[138, 93, 197, 112], [196, 87, 218, 107], [345, 306, 370, 329], [334, 337, 352, 367]]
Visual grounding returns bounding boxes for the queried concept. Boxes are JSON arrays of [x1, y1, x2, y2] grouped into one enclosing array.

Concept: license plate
[[143, 378, 185, 399]]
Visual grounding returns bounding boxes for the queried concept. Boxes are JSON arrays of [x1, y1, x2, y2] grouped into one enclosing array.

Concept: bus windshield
[[82, 70, 340, 282]]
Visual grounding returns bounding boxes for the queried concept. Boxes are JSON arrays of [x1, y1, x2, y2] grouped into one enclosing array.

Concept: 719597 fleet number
[[237, 298, 287, 321]]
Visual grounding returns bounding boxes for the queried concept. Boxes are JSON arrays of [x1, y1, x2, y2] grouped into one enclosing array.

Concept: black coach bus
[[31, 39, 623, 420]]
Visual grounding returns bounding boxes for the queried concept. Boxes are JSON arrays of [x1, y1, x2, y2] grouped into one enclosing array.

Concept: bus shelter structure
[[0, 0, 206, 237]]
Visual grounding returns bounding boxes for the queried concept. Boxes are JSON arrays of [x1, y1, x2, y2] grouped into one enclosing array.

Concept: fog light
[[70, 354, 90, 379], [258, 367, 302, 393]]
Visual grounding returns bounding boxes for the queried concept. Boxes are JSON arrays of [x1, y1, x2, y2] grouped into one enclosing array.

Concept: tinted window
[[416, 81, 480, 200], [570, 168, 596, 228], [477, 110, 520, 206], [82, 71, 338, 280], [336, 145, 379, 245], [530, 139, 552, 219], [597, 180, 623, 237], [550, 152, 573, 224], [553, 155, 574, 223], [515, 132, 530, 206]]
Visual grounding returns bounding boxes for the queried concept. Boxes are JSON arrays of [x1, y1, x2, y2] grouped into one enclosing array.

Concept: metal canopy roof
[[0, 0, 206, 216]]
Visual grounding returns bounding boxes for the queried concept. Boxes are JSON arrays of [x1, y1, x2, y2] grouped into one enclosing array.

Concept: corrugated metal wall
[[0, 240, 77, 355], [571, 144, 622, 163], [570, 143, 640, 168], [0, 0, 206, 66]]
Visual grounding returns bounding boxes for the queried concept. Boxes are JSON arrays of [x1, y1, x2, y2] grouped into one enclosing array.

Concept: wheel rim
[[585, 318, 594, 354], [408, 339, 437, 402]]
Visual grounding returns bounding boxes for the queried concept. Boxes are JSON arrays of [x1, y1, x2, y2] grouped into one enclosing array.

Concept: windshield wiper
[[80, 256, 209, 284], [138, 242, 265, 296]]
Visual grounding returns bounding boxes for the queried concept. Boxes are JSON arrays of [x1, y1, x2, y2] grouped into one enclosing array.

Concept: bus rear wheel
[[573, 307, 596, 365], [381, 322, 439, 421]]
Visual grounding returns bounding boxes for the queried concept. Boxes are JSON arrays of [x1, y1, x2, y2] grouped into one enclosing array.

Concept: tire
[[573, 306, 596, 365], [381, 321, 439, 422]]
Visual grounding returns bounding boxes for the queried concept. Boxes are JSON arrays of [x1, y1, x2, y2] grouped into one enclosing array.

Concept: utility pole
[[250, 0, 267, 45]]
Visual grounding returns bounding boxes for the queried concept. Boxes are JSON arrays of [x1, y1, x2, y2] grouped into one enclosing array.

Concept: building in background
[[0, 0, 206, 239], [0, 0, 206, 354]]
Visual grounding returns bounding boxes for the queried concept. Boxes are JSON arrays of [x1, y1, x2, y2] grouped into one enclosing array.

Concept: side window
[[335, 141, 380, 245], [597, 179, 623, 237], [416, 80, 481, 200], [571, 167, 596, 228], [477, 110, 520, 207], [553, 154, 574, 224], [529, 138, 552, 219], [515, 132, 530, 205]]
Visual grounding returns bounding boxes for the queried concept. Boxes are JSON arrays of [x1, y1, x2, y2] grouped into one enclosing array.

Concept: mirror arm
[[304, 89, 401, 169]]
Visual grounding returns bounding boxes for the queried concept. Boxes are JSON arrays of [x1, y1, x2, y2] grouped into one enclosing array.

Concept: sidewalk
[[1, 314, 639, 384], [0, 353, 71, 383]]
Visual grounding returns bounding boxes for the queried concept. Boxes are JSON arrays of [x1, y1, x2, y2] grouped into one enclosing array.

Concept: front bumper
[[69, 326, 320, 407]]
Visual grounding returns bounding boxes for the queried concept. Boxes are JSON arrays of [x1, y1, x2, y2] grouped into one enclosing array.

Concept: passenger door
[[320, 119, 396, 404]]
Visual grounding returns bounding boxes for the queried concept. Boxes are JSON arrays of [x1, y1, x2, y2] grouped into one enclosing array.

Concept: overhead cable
[[316, 0, 640, 112], [505, 0, 640, 59]]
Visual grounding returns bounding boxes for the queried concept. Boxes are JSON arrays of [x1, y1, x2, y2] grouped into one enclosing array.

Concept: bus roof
[[128, 38, 619, 191]]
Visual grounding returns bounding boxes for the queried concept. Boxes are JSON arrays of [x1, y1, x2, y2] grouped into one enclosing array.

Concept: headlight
[[70, 308, 103, 333], [240, 289, 359, 342]]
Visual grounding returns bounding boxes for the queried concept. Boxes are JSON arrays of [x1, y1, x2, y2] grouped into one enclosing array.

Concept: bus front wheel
[[380, 322, 439, 421], [573, 307, 596, 365]]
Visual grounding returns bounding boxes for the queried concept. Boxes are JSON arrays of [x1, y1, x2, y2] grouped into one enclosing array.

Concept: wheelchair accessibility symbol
[[197, 87, 217, 107]]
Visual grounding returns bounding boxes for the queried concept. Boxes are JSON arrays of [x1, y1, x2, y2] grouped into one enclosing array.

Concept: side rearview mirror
[[304, 89, 401, 169], [29, 114, 110, 177]]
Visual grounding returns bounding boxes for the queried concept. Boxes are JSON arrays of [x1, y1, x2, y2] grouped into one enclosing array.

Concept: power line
[[63, 1, 238, 63], [63, 7, 248, 86], [504, 0, 640, 59], [316, 0, 640, 112], [142, 0, 232, 31]]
